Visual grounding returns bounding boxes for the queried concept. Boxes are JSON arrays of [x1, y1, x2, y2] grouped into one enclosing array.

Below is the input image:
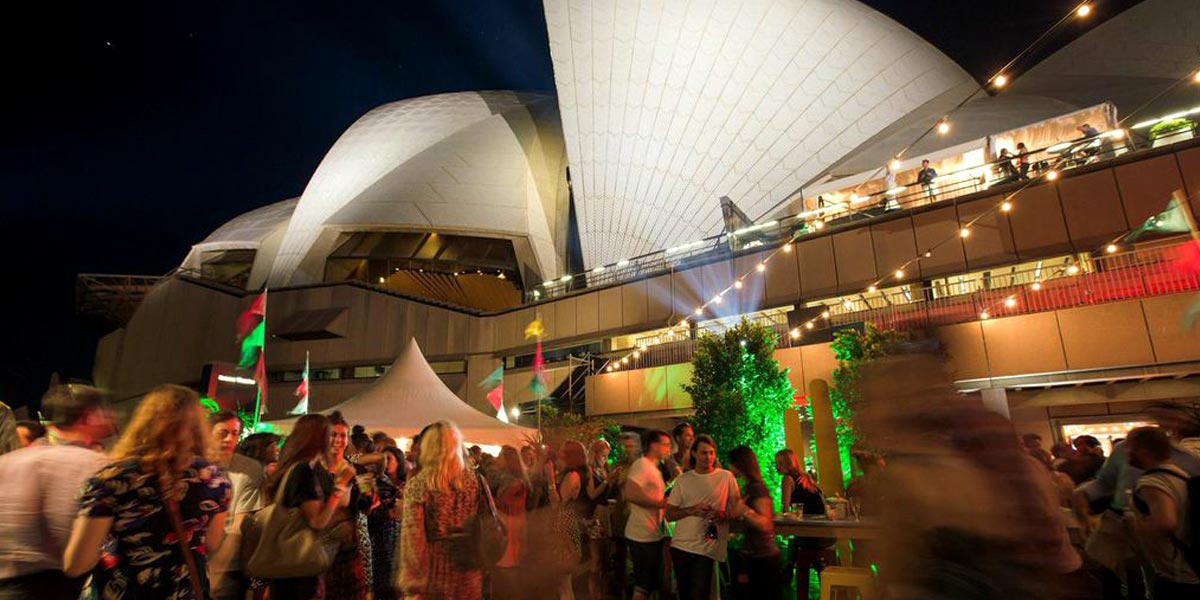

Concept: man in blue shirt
[[917, 159, 937, 201]]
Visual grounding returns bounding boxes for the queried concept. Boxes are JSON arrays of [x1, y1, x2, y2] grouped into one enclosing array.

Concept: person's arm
[[1072, 445, 1124, 533], [1135, 486, 1179, 537], [62, 516, 113, 577], [738, 495, 775, 534], [559, 471, 581, 503], [300, 469, 352, 530], [780, 475, 795, 509], [398, 485, 429, 599], [623, 471, 666, 510], [664, 482, 695, 521], [586, 467, 612, 501], [205, 511, 230, 553]]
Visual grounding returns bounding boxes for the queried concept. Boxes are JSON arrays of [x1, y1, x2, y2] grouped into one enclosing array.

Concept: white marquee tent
[[268, 338, 534, 446]]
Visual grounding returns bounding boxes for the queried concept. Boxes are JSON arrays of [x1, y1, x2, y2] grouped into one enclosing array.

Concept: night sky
[[0, 0, 1140, 408]]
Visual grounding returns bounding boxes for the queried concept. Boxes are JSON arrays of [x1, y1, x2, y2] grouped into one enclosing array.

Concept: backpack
[[1142, 467, 1200, 577]]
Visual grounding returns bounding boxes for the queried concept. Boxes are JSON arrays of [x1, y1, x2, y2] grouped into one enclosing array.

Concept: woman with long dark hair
[[491, 445, 531, 600], [775, 448, 833, 594], [64, 385, 232, 599], [260, 413, 351, 599], [728, 445, 781, 597], [551, 440, 589, 599], [324, 412, 372, 599]]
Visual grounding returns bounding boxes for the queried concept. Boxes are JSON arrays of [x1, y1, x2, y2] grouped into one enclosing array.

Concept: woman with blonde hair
[[64, 384, 232, 599], [399, 420, 482, 599]]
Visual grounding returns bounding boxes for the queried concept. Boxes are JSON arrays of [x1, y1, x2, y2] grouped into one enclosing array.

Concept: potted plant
[[1149, 118, 1195, 147]]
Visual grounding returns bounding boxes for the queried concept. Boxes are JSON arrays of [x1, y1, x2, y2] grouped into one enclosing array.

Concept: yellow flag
[[524, 318, 544, 339]]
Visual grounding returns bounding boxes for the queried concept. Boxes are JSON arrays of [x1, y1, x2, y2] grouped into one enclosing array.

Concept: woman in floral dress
[[63, 385, 232, 600], [399, 420, 482, 600]]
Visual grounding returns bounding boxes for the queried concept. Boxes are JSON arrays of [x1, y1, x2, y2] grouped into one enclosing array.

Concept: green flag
[[238, 321, 265, 368], [478, 365, 504, 390], [1125, 197, 1192, 242]]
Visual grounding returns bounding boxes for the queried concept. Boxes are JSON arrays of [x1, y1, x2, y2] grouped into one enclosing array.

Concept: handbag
[[426, 472, 508, 570], [162, 487, 210, 600], [241, 463, 341, 579]]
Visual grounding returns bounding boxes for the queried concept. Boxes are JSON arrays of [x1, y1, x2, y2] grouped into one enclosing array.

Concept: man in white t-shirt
[[624, 429, 671, 600], [1126, 426, 1199, 598], [206, 410, 266, 600], [666, 434, 741, 600]]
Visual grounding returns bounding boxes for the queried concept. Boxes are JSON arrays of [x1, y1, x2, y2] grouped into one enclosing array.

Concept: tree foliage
[[530, 402, 622, 465], [683, 318, 795, 502], [826, 323, 909, 482]]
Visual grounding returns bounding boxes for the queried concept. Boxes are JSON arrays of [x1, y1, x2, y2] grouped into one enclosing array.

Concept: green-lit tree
[[684, 318, 795, 503]]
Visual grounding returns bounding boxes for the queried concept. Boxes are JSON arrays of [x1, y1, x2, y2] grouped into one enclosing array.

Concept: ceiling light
[[1076, 4, 1091, 18], [993, 74, 1008, 88]]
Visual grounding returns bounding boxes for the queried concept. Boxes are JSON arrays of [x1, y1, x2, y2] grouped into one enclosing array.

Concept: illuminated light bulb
[[756, 263, 767, 272], [924, 250, 933, 258], [560, 275, 572, 282], [820, 310, 830, 319], [694, 307, 704, 315], [993, 74, 1008, 88], [1076, 4, 1091, 17], [1194, 70, 1200, 83], [378, 276, 385, 284], [638, 344, 647, 351], [1031, 281, 1042, 291], [592, 266, 605, 274], [1067, 264, 1080, 275], [851, 193, 866, 204], [790, 328, 801, 339], [937, 120, 951, 135], [1005, 296, 1017, 308], [632, 350, 641, 359], [843, 299, 854, 310], [813, 220, 825, 230], [606, 365, 613, 372], [805, 321, 814, 330], [1046, 170, 1059, 181], [510, 407, 521, 419], [1105, 244, 1118, 254], [497, 272, 506, 279], [733, 280, 744, 290], [543, 280, 556, 287], [678, 319, 688, 327], [980, 310, 990, 320], [890, 159, 902, 170], [1111, 129, 1125, 140], [783, 243, 793, 253], [712, 295, 722, 304], [894, 269, 905, 279], [960, 228, 971, 238], [739, 340, 747, 347], [867, 285, 878, 293], [616, 259, 630, 267], [1001, 200, 1013, 212]]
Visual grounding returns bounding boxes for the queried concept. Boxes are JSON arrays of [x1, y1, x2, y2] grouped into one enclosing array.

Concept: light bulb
[[867, 285, 877, 293], [1001, 201, 1012, 212], [813, 220, 825, 230], [843, 299, 854, 310], [980, 310, 990, 320], [1067, 264, 1080, 275], [1046, 170, 1059, 181], [511, 407, 521, 418], [924, 250, 933, 258], [756, 263, 767, 272], [783, 243, 793, 253], [960, 228, 971, 238], [734, 280, 744, 289], [1105, 244, 1118, 254], [1194, 70, 1200, 83], [1031, 281, 1042, 291], [805, 321, 814, 330], [712, 296, 722, 304], [894, 269, 905, 279], [937, 120, 951, 135], [694, 307, 703, 315], [378, 277, 385, 284], [820, 310, 830, 319], [1076, 4, 1091, 17], [1005, 297, 1017, 308], [632, 350, 641, 359], [560, 275, 571, 282], [890, 159, 902, 170], [993, 74, 1008, 88], [790, 328, 801, 339]]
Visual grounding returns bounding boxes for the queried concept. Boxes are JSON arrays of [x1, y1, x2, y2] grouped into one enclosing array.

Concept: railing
[[598, 242, 1200, 372], [532, 127, 1192, 304]]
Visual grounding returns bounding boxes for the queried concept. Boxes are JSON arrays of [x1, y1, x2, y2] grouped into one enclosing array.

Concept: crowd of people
[[0, 376, 1197, 600]]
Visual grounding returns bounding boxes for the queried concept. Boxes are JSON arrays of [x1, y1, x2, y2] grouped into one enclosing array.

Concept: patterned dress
[[79, 457, 232, 600], [399, 471, 482, 600]]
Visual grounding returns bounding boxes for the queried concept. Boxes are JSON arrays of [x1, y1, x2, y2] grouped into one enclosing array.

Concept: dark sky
[[0, 0, 1139, 408]]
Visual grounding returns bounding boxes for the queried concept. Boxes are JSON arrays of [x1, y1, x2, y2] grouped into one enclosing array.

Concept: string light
[[1067, 264, 1080, 275], [1031, 281, 1042, 291], [960, 228, 971, 238], [993, 74, 1008, 88], [867, 285, 878, 293], [756, 263, 767, 272], [592, 266, 605, 273], [890, 159, 902, 170], [712, 295, 722, 304], [937, 120, 951, 135], [1194, 70, 1200, 84], [694, 307, 704, 315], [924, 250, 933, 258], [812, 220, 825, 230], [632, 350, 641, 359], [734, 280, 744, 289], [1001, 200, 1013, 212], [559, 274, 571, 282], [1046, 170, 1059, 181], [843, 299, 854, 310], [980, 310, 990, 320], [894, 269, 905, 280], [1004, 296, 1017, 308], [790, 328, 801, 339], [805, 321, 814, 330], [820, 310, 830, 319], [783, 243, 793, 253], [1105, 244, 1118, 254], [1076, 4, 1091, 17]]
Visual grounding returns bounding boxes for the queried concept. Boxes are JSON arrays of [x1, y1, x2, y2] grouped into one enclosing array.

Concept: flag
[[524, 318, 544, 340], [236, 292, 267, 340], [478, 365, 505, 412], [289, 351, 310, 416], [238, 321, 265, 369], [1124, 197, 1192, 242], [497, 402, 510, 424]]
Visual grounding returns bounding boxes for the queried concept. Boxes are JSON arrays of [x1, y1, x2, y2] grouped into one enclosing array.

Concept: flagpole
[[253, 288, 267, 431], [536, 311, 542, 441]]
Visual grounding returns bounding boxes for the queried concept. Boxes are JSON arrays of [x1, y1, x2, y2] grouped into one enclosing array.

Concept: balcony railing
[[599, 241, 1200, 371], [534, 127, 1193, 304]]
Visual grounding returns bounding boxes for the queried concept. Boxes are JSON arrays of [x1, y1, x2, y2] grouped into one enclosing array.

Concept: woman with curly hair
[[64, 384, 232, 599]]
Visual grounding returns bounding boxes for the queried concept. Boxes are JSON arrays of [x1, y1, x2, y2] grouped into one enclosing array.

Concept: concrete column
[[981, 387, 1010, 419], [808, 378, 845, 495], [783, 406, 807, 466]]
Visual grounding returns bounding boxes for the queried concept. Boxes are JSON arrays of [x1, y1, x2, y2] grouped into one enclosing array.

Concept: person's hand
[[608, 467, 624, 482]]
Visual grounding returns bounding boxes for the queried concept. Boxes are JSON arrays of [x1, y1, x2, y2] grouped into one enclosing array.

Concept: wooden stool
[[818, 566, 877, 600]]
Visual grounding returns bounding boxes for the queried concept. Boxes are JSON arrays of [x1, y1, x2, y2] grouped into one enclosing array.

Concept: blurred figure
[[15, 420, 46, 447], [611, 432, 642, 598], [0, 385, 111, 599], [857, 344, 1076, 599], [237, 431, 281, 476], [372, 431, 397, 449], [206, 410, 266, 600], [64, 385, 231, 599], [263, 413, 351, 600], [1022, 433, 1044, 452], [1050, 442, 1076, 470], [521, 444, 537, 470], [664, 422, 695, 481], [584, 439, 619, 600], [0, 401, 18, 455], [727, 445, 780, 598], [1125, 427, 1199, 598], [491, 445, 530, 600], [624, 430, 671, 600], [370, 445, 404, 600], [399, 420, 482, 599], [665, 434, 740, 600], [1062, 435, 1105, 484], [551, 440, 588, 599], [1016, 142, 1031, 178]]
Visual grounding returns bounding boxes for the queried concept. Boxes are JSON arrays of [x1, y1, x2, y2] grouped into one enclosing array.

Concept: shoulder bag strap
[[477, 472, 500, 519], [163, 487, 208, 600]]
